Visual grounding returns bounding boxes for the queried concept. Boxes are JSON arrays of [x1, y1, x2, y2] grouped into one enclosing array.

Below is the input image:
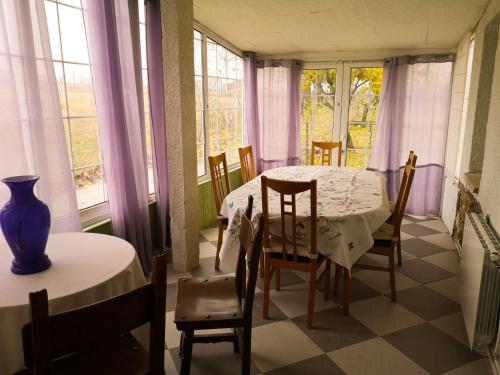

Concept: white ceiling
[[193, 0, 490, 56]]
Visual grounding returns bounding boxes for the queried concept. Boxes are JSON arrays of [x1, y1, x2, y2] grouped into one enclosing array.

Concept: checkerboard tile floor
[[165, 216, 493, 375]]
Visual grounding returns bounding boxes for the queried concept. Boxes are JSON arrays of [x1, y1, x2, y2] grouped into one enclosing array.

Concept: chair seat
[[15, 333, 149, 375], [175, 276, 243, 329], [372, 223, 398, 242]]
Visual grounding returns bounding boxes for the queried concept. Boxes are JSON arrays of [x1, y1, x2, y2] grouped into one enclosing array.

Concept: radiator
[[460, 213, 500, 355]]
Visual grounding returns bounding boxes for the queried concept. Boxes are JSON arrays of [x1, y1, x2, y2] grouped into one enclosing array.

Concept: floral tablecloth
[[219, 166, 391, 272]]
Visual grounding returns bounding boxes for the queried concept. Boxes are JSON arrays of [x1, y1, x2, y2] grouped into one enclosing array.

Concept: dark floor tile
[[401, 223, 440, 237], [398, 259, 455, 284], [403, 215, 430, 223], [252, 292, 287, 327], [169, 342, 260, 375], [264, 354, 345, 375], [190, 256, 228, 278], [167, 283, 177, 312], [402, 237, 449, 258], [256, 269, 304, 291], [383, 323, 481, 374], [396, 286, 460, 321], [199, 233, 208, 242], [293, 307, 377, 352], [210, 241, 219, 248], [316, 275, 381, 305]]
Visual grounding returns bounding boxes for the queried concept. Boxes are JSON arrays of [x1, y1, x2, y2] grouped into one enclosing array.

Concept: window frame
[[194, 22, 245, 181]]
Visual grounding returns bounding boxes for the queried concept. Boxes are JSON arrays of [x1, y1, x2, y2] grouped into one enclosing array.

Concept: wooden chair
[[239, 145, 256, 184], [261, 176, 331, 328], [310, 141, 342, 167], [335, 164, 416, 314], [175, 196, 264, 375], [15, 254, 167, 375], [208, 152, 231, 270]]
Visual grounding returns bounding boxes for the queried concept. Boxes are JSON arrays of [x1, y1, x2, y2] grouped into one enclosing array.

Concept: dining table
[[0, 232, 147, 375], [219, 166, 391, 272]]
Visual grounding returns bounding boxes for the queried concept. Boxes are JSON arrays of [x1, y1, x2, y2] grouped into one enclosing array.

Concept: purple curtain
[[368, 55, 454, 215], [82, 0, 153, 273], [244, 56, 302, 173], [146, 0, 170, 252]]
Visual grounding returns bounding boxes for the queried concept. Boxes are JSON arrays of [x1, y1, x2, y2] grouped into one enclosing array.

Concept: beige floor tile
[[167, 263, 191, 285], [442, 358, 493, 375], [422, 251, 460, 274], [426, 276, 460, 303], [269, 282, 336, 318], [251, 320, 323, 372], [328, 337, 429, 375], [419, 219, 448, 233], [402, 218, 413, 226], [165, 311, 181, 349], [430, 312, 469, 346], [401, 231, 415, 240], [200, 227, 220, 242], [349, 296, 424, 336], [353, 270, 419, 295], [199, 241, 217, 259], [420, 232, 456, 250], [165, 349, 178, 375], [400, 250, 417, 262]]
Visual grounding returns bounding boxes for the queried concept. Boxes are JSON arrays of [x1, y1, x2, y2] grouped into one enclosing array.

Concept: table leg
[[342, 267, 351, 315]]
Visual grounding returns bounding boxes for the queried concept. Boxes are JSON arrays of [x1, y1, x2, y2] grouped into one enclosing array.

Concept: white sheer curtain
[[0, 0, 80, 232], [256, 59, 302, 171]]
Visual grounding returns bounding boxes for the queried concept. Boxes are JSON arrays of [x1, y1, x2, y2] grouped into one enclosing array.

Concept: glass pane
[[65, 63, 96, 116], [74, 166, 105, 209], [142, 69, 149, 113], [53, 62, 67, 117], [58, 4, 89, 63], [216, 44, 227, 77], [45, 1, 61, 60], [207, 77, 217, 109], [196, 110, 205, 176], [300, 69, 337, 164], [138, 0, 145, 24], [194, 75, 203, 110], [69, 117, 100, 169], [217, 78, 227, 109], [144, 112, 154, 194], [193, 38, 202, 76], [139, 24, 147, 69], [207, 40, 217, 76], [59, 0, 81, 7], [193, 29, 202, 40], [346, 67, 384, 169]]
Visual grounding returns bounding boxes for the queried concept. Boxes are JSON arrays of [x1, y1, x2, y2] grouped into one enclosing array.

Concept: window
[[345, 67, 384, 169], [44, 0, 105, 210], [300, 69, 338, 164], [44, 0, 153, 212], [194, 29, 244, 177]]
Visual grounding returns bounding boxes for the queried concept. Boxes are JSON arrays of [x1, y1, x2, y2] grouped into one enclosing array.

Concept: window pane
[[346, 67, 383, 169], [194, 75, 203, 110], [45, 1, 61, 60], [196, 110, 205, 176], [58, 4, 89, 63], [139, 24, 147, 69], [69, 117, 100, 169], [142, 69, 149, 113], [65, 63, 96, 116], [207, 40, 217, 76], [74, 166, 105, 209], [194, 38, 202, 76], [53, 62, 67, 116], [300, 69, 337, 164], [138, 0, 145, 23], [194, 29, 202, 40], [59, 0, 81, 7], [216, 44, 227, 77]]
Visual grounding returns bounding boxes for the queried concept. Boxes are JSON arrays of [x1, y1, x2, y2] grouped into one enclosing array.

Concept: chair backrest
[[392, 152, 417, 229], [311, 141, 342, 167], [22, 254, 167, 375], [261, 176, 317, 262], [235, 195, 254, 300], [208, 152, 231, 214], [391, 164, 416, 234], [408, 150, 417, 167], [239, 145, 256, 184], [236, 203, 264, 321]]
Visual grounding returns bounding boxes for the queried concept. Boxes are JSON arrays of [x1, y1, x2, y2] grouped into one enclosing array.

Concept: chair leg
[[334, 263, 341, 296], [397, 237, 402, 266], [307, 264, 317, 328], [342, 267, 351, 315], [233, 328, 240, 354], [241, 326, 252, 375], [324, 259, 331, 301], [214, 223, 224, 271], [180, 330, 194, 375], [263, 253, 271, 320], [259, 252, 264, 278], [275, 268, 281, 291], [389, 250, 396, 302]]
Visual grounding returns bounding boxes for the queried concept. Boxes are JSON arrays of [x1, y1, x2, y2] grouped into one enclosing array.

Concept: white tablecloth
[[0, 232, 146, 374], [220, 166, 391, 271]]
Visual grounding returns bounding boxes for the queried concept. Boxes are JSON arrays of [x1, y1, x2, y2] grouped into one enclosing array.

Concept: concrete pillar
[[161, 0, 199, 271]]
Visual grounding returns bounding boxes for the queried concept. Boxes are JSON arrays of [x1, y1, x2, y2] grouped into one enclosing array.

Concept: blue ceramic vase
[[0, 175, 51, 274]]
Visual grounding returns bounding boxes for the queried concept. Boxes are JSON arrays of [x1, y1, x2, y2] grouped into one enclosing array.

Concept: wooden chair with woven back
[[334, 163, 416, 314], [208, 152, 231, 270], [310, 141, 343, 167], [15, 254, 167, 375], [175, 196, 264, 375], [261, 176, 331, 328], [239, 145, 256, 184]]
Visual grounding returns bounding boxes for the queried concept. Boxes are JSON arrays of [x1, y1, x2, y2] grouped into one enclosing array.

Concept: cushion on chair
[[175, 276, 242, 328], [372, 223, 398, 242]]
